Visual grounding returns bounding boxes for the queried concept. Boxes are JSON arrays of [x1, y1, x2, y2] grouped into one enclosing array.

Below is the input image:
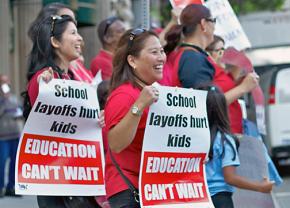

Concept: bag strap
[[109, 149, 139, 202]]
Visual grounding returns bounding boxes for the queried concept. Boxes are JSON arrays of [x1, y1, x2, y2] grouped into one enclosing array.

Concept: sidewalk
[[0, 196, 38, 208]]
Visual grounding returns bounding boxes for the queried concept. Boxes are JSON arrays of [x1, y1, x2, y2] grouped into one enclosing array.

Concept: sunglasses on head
[[50, 15, 62, 36], [103, 17, 118, 36], [128, 28, 146, 48]]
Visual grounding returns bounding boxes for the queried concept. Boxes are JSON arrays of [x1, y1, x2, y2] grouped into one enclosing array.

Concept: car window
[[276, 68, 290, 104]]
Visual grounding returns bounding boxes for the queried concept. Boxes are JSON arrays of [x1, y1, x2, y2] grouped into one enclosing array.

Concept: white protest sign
[[15, 79, 105, 196], [205, 0, 251, 50], [139, 86, 214, 208], [92, 70, 103, 87]]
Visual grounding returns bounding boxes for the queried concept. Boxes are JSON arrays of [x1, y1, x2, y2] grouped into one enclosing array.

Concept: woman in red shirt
[[206, 35, 259, 134], [163, 3, 259, 134], [104, 29, 166, 207]]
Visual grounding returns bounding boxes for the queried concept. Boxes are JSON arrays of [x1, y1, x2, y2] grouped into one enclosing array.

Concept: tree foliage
[[229, 0, 286, 15]]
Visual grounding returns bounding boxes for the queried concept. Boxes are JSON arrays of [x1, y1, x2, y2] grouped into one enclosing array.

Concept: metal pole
[[141, 0, 150, 29], [132, 0, 150, 29]]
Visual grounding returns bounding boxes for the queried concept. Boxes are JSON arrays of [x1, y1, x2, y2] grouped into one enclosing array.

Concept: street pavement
[[0, 176, 289, 208]]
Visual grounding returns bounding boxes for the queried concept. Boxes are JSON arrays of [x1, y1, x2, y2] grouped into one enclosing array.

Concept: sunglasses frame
[[128, 28, 146, 48], [205, 17, 217, 24], [50, 15, 62, 36]]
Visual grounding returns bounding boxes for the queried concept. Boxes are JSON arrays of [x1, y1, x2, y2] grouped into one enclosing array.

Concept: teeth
[[155, 64, 163, 69]]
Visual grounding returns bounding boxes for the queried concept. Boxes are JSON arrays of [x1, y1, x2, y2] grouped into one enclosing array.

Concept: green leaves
[[229, 0, 285, 15]]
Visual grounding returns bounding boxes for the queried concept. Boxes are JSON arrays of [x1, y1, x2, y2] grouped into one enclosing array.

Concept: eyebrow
[[147, 46, 163, 50]]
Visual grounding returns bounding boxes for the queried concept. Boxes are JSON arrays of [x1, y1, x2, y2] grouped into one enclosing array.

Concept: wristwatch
[[131, 105, 142, 116]]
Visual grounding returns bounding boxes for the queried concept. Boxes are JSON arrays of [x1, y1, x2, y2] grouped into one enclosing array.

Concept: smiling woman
[[104, 29, 166, 207], [24, 14, 83, 109]]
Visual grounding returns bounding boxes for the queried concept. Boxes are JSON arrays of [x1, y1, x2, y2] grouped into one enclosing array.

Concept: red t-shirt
[[90, 49, 113, 80], [69, 58, 93, 83], [211, 61, 243, 134], [27, 68, 72, 106], [104, 82, 149, 198]]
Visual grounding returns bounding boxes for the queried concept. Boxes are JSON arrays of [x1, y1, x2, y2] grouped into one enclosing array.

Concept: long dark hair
[[164, 4, 211, 54], [22, 15, 76, 120], [110, 29, 158, 92], [198, 84, 239, 160], [27, 15, 76, 80], [28, 3, 73, 42]]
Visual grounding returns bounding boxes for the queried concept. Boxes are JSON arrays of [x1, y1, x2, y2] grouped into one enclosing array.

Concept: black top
[[178, 43, 215, 88]]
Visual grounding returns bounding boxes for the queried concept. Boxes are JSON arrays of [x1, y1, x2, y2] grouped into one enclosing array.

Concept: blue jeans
[[108, 189, 140, 208], [211, 192, 234, 208], [0, 138, 19, 190]]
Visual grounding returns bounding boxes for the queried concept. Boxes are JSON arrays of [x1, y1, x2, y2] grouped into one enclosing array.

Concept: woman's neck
[[55, 59, 70, 73], [183, 36, 208, 50]]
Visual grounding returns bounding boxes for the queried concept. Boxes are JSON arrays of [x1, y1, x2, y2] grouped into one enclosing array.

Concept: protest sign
[[139, 86, 214, 208], [205, 0, 251, 50], [170, 0, 203, 8], [15, 79, 105, 196]]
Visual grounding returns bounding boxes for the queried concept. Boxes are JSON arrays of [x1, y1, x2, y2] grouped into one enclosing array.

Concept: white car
[[247, 46, 290, 166], [266, 67, 290, 165]]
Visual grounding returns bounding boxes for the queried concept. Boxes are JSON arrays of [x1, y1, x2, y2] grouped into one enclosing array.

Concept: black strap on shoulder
[[109, 149, 139, 202], [179, 43, 208, 56]]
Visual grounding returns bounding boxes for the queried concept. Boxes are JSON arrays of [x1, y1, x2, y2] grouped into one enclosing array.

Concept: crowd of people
[[0, 2, 281, 208]]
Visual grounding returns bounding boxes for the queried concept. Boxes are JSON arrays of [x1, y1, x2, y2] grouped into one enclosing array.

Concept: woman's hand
[[134, 85, 159, 112], [239, 72, 259, 93], [257, 177, 274, 193], [37, 67, 54, 83]]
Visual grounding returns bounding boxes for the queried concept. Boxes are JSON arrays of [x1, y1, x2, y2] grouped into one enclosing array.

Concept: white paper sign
[[139, 86, 214, 208], [15, 79, 105, 196], [205, 0, 251, 50]]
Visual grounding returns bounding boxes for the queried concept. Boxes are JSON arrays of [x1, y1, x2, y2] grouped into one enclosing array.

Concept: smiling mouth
[[154, 64, 164, 72]]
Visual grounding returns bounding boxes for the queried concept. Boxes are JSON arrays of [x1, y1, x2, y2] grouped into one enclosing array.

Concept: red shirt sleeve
[[105, 90, 136, 132], [27, 69, 54, 106]]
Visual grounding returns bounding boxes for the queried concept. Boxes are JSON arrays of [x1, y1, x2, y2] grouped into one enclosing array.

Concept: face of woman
[[131, 36, 166, 84], [211, 40, 225, 64], [204, 17, 216, 47], [53, 22, 83, 64]]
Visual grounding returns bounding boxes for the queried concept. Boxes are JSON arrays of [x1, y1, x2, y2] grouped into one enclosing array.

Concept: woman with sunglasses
[[205, 35, 259, 134], [23, 14, 99, 208], [104, 29, 166, 207], [27, 3, 93, 84], [206, 35, 225, 68], [164, 4, 259, 134]]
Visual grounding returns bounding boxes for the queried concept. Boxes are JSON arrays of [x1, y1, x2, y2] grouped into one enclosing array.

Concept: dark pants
[[211, 192, 234, 208], [37, 196, 66, 208], [108, 189, 140, 208]]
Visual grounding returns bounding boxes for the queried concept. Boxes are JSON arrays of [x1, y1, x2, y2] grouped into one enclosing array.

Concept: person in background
[[104, 29, 166, 207], [207, 36, 283, 186], [205, 35, 259, 134], [200, 84, 274, 208], [90, 16, 126, 80], [163, 4, 259, 134], [0, 74, 23, 197], [157, 7, 182, 86], [69, 40, 94, 83], [206, 35, 225, 68]]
